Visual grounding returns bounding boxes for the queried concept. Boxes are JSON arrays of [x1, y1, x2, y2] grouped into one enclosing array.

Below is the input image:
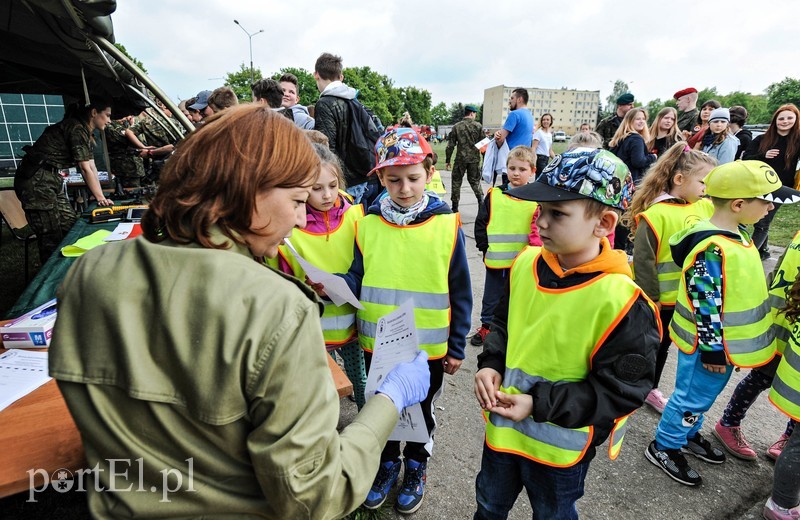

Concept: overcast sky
[[112, 0, 799, 109]]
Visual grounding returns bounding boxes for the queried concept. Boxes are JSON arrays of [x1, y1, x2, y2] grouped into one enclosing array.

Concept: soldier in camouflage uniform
[[596, 93, 635, 149], [445, 104, 484, 212], [673, 87, 700, 139], [126, 103, 182, 183], [14, 102, 114, 262], [105, 117, 145, 188]]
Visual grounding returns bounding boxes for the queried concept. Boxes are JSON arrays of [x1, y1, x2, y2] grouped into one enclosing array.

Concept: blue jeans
[[474, 443, 589, 520], [655, 349, 733, 450], [480, 267, 508, 325]]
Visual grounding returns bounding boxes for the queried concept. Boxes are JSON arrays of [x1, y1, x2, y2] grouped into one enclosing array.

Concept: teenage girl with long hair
[[647, 107, 684, 157]]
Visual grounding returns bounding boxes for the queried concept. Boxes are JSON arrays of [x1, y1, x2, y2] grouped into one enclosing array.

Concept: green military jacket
[[678, 108, 699, 135], [14, 118, 94, 210], [130, 110, 182, 148], [446, 116, 483, 164], [105, 120, 144, 180], [50, 228, 398, 519], [596, 114, 623, 149]]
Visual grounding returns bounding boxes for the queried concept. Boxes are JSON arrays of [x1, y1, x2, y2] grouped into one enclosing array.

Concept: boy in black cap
[[597, 93, 635, 149], [474, 148, 660, 519]]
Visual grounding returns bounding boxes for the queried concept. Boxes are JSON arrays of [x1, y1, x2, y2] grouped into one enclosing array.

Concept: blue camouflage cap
[[465, 104, 478, 113], [507, 148, 634, 211]]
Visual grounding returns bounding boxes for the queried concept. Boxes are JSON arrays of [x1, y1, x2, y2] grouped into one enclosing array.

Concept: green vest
[[770, 320, 800, 421], [484, 246, 643, 466], [670, 231, 776, 367], [770, 231, 800, 355], [636, 199, 713, 305], [485, 188, 539, 269], [276, 204, 363, 347], [356, 213, 459, 359]]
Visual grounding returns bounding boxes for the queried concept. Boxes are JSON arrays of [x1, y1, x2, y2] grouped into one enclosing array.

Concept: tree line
[[606, 78, 800, 125]]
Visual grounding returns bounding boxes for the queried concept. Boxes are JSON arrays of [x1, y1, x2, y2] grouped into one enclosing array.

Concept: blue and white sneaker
[[363, 459, 401, 509], [396, 459, 427, 514]]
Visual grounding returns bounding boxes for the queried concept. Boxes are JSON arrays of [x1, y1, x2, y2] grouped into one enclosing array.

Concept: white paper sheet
[[364, 301, 428, 443], [283, 238, 364, 310], [0, 350, 52, 412], [103, 223, 136, 241], [474, 136, 492, 149]]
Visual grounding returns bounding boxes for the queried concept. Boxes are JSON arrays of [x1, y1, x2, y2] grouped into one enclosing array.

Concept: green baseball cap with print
[[704, 160, 800, 204]]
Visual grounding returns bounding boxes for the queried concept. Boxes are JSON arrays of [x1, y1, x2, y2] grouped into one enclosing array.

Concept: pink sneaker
[[644, 388, 668, 413], [764, 497, 800, 519], [767, 433, 791, 461], [713, 421, 757, 461]]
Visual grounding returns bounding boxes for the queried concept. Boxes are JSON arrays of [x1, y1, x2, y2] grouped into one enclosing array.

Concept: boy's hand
[[702, 363, 727, 374], [442, 355, 462, 375], [489, 391, 533, 422], [474, 368, 502, 409]]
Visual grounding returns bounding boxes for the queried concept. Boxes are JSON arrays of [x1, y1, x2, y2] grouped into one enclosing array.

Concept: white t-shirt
[[532, 128, 552, 156]]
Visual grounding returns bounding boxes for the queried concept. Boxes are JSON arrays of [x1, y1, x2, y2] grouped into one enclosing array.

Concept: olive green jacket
[[50, 228, 397, 519]]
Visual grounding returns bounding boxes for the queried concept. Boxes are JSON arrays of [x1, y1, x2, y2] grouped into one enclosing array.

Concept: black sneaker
[[645, 440, 702, 486], [682, 432, 726, 464]]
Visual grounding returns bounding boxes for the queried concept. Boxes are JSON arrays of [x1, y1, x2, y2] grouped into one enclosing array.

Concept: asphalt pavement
[[336, 168, 787, 519]]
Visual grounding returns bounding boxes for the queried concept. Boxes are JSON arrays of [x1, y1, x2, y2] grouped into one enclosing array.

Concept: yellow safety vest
[[636, 199, 713, 305], [276, 204, 364, 347], [356, 213, 459, 359], [485, 188, 539, 269], [770, 320, 800, 421], [770, 231, 800, 355], [426, 170, 446, 195], [670, 230, 776, 368], [484, 246, 645, 466]]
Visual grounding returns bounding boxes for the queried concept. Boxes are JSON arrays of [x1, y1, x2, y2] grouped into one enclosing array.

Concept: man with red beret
[[674, 87, 699, 139]]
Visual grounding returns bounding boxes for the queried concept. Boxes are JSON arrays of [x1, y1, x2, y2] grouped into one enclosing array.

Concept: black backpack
[[342, 98, 383, 176]]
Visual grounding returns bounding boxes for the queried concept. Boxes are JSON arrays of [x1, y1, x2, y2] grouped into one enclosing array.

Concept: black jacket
[[734, 128, 752, 161], [315, 95, 365, 186], [478, 254, 660, 463], [611, 133, 657, 184]]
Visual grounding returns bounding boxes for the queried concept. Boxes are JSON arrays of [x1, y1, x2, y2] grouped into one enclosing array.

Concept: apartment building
[[483, 85, 600, 134]]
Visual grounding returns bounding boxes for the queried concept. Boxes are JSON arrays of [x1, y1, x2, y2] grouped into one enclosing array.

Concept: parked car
[[553, 131, 567, 142]]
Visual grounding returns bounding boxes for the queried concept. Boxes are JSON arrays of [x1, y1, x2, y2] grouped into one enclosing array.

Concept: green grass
[[756, 203, 800, 247], [341, 505, 390, 520]]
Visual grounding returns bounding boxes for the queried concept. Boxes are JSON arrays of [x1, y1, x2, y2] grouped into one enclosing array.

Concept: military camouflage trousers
[[16, 167, 78, 263], [450, 160, 483, 212]]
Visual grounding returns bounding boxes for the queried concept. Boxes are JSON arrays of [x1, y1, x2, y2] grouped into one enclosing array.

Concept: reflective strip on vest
[[608, 414, 631, 460], [484, 189, 538, 269], [488, 413, 590, 453], [358, 318, 449, 346], [656, 262, 682, 275], [361, 287, 450, 310], [321, 311, 356, 332], [770, 340, 800, 420], [673, 300, 774, 355]]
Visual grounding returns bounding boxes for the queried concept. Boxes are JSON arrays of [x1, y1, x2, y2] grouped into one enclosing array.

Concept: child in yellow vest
[[764, 268, 800, 519], [623, 143, 716, 412], [471, 146, 538, 346], [313, 127, 472, 514], [713, 231, 800, 461], [647, 160, 800, 487], [473, 148, 660, 519], [270, 144, 368, 408]]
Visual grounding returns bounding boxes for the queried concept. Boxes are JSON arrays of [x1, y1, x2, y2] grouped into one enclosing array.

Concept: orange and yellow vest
[[484, 246, 647, 466], [635, 198, 713, 305], [356, 213, 460, 359], [275, 204, 364, 347], [670, 229, 776, 368], [770, 231, 800, 356]]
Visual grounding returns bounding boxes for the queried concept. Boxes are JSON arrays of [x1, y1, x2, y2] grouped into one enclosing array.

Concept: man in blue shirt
[[494, 88, 533, 149]]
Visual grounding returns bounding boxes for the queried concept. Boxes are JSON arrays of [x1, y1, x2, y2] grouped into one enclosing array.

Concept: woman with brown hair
[[744, 103, 800, 258], [647, 107, 684, 157], [48, 105, 429, 519]]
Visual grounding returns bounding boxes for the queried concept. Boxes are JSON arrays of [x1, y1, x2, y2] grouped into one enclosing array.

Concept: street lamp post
[[233, 20, 264, 85]]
